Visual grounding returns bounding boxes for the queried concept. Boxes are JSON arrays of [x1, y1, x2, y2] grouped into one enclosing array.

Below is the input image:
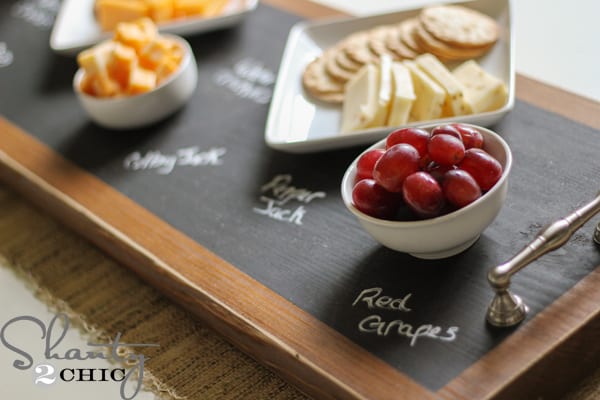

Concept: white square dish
[[265, 0, 514, 153], [50, 0, 258, 55]]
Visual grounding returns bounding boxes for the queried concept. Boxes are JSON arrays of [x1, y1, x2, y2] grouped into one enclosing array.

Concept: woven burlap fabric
[[0, 185, 307, 400], [1, 183, 599, 399]]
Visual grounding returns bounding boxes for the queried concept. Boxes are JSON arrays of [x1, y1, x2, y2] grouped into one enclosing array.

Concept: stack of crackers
[[303, 4, 499, 104]]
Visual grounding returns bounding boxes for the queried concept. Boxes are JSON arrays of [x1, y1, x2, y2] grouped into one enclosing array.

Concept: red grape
[[356, 149, 384, 181], [373, 144, 420, 192], [402, 172, 445, 218], [452, 124, 484, 149], [386, 127, 430, 157], [442, 169, 482, 207], [428, 134, 465, 166], [353, 123, 503, 221], [427, 162, 456, 183], [458, 148, 503, 191], [352, 179, 400, 219], [431, 124, 462, 141]]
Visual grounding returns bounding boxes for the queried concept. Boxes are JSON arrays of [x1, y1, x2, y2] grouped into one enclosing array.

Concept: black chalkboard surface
[[1, 0, 600, 395]]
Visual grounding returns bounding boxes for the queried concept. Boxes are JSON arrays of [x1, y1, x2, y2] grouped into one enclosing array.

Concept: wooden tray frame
[[1, 2, 600, 398]]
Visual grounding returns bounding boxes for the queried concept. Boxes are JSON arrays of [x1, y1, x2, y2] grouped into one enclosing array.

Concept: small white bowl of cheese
[[73, 18, 198, 130]]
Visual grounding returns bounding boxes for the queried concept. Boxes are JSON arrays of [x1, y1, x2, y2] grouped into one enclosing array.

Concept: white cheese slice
[[372, 54, 393, 128], [386, 62, 415, 126], [415, 53, 472, 117], [452, 60, 508, 113], [403, 60, 445, 122], [340, 64, 380, 133]]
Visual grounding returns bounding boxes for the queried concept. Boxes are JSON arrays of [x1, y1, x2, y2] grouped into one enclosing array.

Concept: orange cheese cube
[[95, 0, 149, 31], [203, 0, 229, 17], [92, 74, 121, 97], [114, 18, 158, 52], [79, 72, 97, 96], [173, 0, 211, 17], [146, 0, 174, 22], [128, 67, 157, 94], [156, 56, 181, 82], [77, 41, 121, 97], [77, 41, 114, 75], [139, 37, 179, 69], [107, 43, 137, 89]]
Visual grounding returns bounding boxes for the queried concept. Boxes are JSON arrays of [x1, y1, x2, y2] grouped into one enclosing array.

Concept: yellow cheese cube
[[93, 74, 121, 97], [146, 0, 174, 23], [107, 43, 137, 89], [114, 18, 158, 52], [139, 37, 175, 69], [452, 60, 508, 113], [174, 0, 211, 17], [95, 0, 149, 31], [139, 37, 182, 81], [128, 67, 157, 94], [77, 41, 121, 97], [202, 0, 229, 17], [79, 72, 97, 96], [155, 56, 181, 82]]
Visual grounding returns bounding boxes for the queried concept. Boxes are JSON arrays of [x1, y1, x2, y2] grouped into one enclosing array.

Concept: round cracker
[[419, 5, 499, 49], [414, 21, 492, 61], [335, 45, 363, 72], [324, 47, 356, 83], [384, 25, 418, 60], [302, 54, 345, 104], [398, 18, 423, 53], [344, 32, 379, 65], [367, 25, 402, 60]]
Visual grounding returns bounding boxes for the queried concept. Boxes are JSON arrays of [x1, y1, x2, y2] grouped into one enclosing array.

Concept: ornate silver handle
[[486, 192, 600, 327]]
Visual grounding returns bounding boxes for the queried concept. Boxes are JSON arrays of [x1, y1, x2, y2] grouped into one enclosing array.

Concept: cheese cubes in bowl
[[341, 53, 508, 134], [74, 18, 198, 129]]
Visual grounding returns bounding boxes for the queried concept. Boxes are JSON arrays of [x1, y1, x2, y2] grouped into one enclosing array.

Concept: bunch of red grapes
[[352, 123, 503, 220]]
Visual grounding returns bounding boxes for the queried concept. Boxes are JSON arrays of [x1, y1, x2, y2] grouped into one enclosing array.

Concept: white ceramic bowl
[[341, 124, 512, 259], [73, 34, 198, 130]]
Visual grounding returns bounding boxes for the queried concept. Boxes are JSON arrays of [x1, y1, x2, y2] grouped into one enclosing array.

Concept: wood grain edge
[[0, 116, 435, 400], [515, 74, 600, 130], [439, 265, 600, 399]]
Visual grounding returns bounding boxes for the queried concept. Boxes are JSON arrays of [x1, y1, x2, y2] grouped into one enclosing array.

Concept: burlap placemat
[[0, 185, 306, 400], [0, 183, 598, 400]]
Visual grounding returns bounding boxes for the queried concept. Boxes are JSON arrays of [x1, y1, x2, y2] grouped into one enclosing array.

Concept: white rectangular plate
[[50, 0, 258, 56], [265, 0, 514, 153]]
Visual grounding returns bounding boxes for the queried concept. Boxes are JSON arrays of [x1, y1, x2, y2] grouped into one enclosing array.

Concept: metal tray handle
[[486, 191, 600, 327]]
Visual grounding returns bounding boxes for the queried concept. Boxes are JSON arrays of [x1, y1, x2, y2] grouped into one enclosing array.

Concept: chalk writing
[[123, 146, 226, 175], [0, 43, 14, 68], [253, 174, 325, 225], [213, 58, 275, 104], [352, 287, 412, 312], [352, 287, 459, 347], [11, 0, 60, 28]]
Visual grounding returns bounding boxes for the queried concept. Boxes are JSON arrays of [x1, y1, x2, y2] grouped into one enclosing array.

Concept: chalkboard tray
[[1, 1, 600, 399]]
